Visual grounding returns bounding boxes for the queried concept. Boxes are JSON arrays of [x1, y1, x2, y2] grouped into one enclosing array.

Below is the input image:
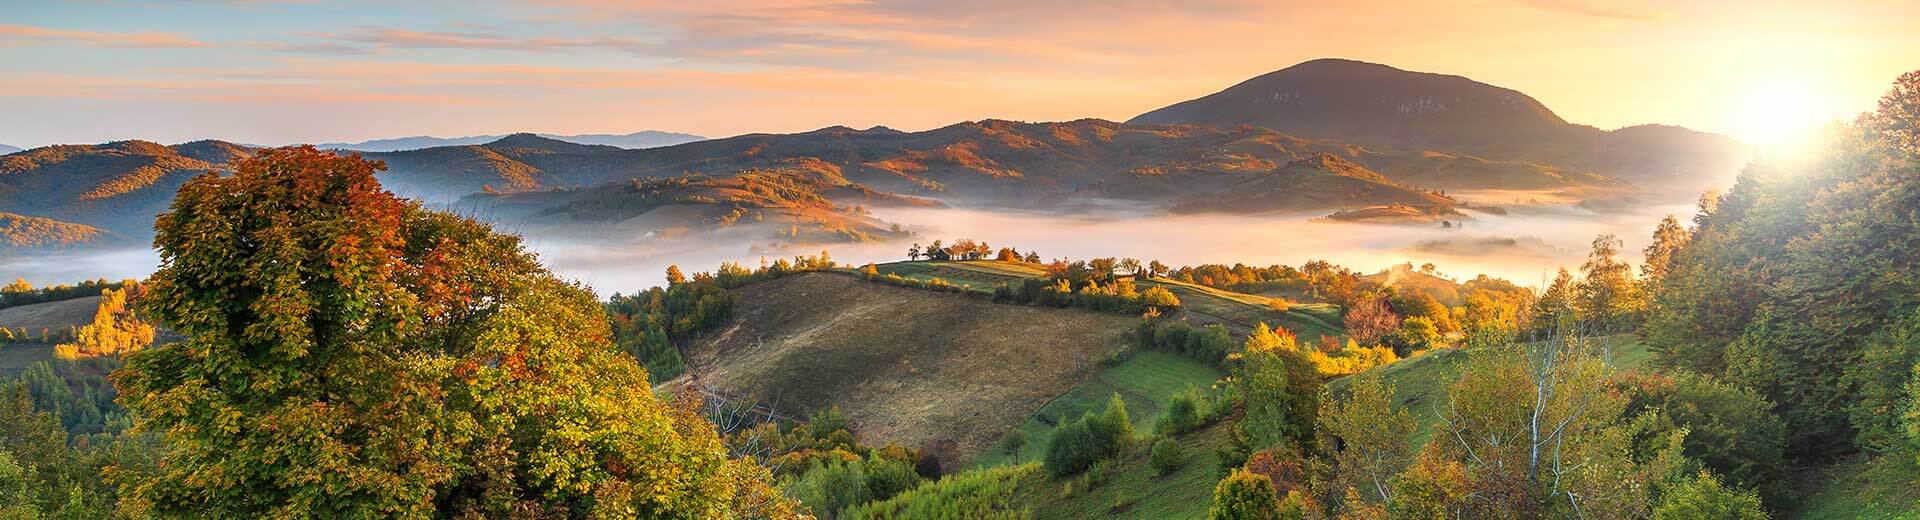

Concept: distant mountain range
[[314, 130, 705, 152], [0, 144, 20, 154], [0, 58, 1757, 251]]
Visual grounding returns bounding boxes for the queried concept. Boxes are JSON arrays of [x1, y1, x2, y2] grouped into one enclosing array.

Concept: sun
[[1730, 78, 1838, 148]]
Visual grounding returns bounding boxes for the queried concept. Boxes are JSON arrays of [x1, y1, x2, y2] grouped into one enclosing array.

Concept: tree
[[1641, 215, 1689, 293], [1209, 469, 1279, 520], [1150, 438, 1185, 475], [1576, 234, 1643, 331], [1319, 376, 1415, 504], [1213, 470, 1274, 518], [1863, 69, 1920, 154], [1343, 297, 1400, 346], [665, 264, 688, 285], [907, 243, 921, 260], [1386, 317, 1440, 355], [116, 147, 795, 518], [1651, 471, 1767, 520], [1000, 430, 1027, 458], [1140, 286, 1181, 310], [1532, 268, 1578, 331], [1239, 339, 1319, 452], [1148, 260, 1168, 278]]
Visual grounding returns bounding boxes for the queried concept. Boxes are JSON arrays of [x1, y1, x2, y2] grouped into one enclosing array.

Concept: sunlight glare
[[1730, 78, 1837, 149]]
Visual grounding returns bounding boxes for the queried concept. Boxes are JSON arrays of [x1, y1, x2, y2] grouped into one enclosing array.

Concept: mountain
[[315, 130, 704, 152], [0, 144, 20, 154], [453, 159, 930, 245], [0, 140, 252, 237], [1167, 153, 1458, 216], [372, 119, 1620, 205], [0, 212, 124, 252], [1131, 58, 1751, 191]]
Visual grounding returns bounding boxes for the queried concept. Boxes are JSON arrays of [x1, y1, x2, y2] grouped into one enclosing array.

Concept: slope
[[1131, 58, 1751, 192], [681, 272, 1142, 467]]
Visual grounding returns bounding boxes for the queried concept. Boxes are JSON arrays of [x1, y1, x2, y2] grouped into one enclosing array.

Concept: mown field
[[684, 271, 1141, 466]]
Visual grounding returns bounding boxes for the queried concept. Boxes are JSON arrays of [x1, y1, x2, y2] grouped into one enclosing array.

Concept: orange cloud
[[0, 24, 208, 48]]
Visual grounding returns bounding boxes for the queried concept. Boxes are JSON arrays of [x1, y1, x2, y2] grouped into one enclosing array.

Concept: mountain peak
[[1130, 58, 1568, 153], [484, 133, 612, 154]]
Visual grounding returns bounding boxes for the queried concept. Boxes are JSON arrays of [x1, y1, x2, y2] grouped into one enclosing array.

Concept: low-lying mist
[[2, 201, 1690, 298]]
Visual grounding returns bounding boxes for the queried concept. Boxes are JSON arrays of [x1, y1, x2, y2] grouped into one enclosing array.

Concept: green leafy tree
[[116, 147, 794, 518], [1150, 438, 1185, 475], [1319, 376, 1415, 504], [1238, 341, 1319, 452], [1576, 234, 1643, 331]]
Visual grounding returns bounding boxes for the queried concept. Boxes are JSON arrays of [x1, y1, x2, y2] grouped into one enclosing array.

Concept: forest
[[0, 71, 1913, 519]]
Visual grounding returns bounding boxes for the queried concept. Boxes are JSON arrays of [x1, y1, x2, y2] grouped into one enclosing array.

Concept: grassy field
[[969, 350, 1223, 469], [874, 260, 1347, 341], [0, 295, 100, 335], [1796, 453, 1920, 519], [1010, 419, 1233, 520], [869, 260, 1043, 294], [1139, 277, 1343, 340], [684, 272, 1142, 467], [1328, 335, 1651, 445]]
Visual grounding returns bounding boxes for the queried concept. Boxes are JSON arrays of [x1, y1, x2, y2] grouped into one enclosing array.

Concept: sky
[[1, 0, 1915, 148]]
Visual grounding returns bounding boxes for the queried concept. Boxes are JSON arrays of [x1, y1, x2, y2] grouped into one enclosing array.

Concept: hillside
[[1131, 58, 1751, 192], [370, 119, 1625, 207], [0, 140, 245, 235], [680, 272, 1143, 467], [0, 212, 123, 252], [1169, 154, 1458, 216], [454, 162, 928, 245], [315, 130, 704, 152]]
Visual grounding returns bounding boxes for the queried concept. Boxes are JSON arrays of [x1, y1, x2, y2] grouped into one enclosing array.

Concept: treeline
[[1639, 73, 1920, 475], [0, 278, 133, 310], [53, 285, 156, 359], [863, 251, 1184, 317], [607, 252, 839, 383]]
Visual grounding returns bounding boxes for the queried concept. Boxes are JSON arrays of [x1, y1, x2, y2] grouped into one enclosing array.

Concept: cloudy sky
[[2, 0, 1915, 147]]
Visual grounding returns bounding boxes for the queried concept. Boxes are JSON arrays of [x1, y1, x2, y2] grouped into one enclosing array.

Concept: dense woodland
[[0, 71, 1914, 518]]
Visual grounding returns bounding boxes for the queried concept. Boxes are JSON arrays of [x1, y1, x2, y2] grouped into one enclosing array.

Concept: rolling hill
[[1131, 58, 1751, 192], [453, 160, 929, 245], [0, 212, 125, 252], [315, 130, 705, 151], [679, 271, 1143, 467], [1168, 153, 1458, 216], [0, 140, 248, 237]]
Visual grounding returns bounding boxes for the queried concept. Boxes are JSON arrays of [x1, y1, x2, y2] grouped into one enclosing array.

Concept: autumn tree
[[1238, 325, 1320, 452], [1342, 296, 1400, 346], [1209, 469, 1279, 520], [1641, 215, 1689, 294], [1576, 234, 1644, 331], [1318, 376, 1415, 505], [116, 147, 795, 518]]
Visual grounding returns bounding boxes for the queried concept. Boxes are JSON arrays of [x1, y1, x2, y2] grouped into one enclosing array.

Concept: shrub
[[1651, 471, 1766, 520], [1157, 387, 1204, 435], [1150, 438, 1185, 475], [1209, 469, 1279, 520]]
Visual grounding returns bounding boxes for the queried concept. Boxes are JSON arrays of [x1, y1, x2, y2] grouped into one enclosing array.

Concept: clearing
[[683, 271, 1141, 467]]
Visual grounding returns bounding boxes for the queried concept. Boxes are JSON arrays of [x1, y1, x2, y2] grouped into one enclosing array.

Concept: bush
[[1150, 438, 1185, 475], [1043, 394, 1133, 477], [1156, 387, 1204, 435], [1651, 471, 1766, 520]]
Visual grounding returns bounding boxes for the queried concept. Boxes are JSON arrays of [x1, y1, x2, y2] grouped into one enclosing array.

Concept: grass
[[869, 260, 1042, 294], [1139, 277, 1343, 340], [686, 272, 1142, 467], [970, 350, 1223, 469], [1795, 453, 1920, 519], [1328, 335, 1651, 446], [1009, 419, 1232, 520]]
